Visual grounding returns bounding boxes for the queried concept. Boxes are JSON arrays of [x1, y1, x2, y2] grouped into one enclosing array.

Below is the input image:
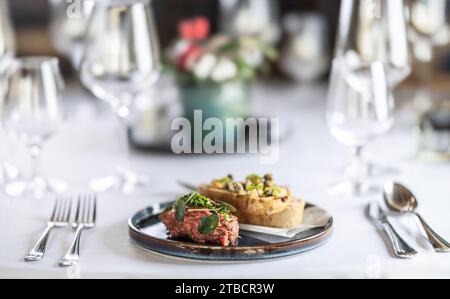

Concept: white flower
[[240, 48, 263, 67], [211, 57, 238, 82], [193, 54, 217, 80], [239, 37, 264, 67], [171, 40, 190, 61]]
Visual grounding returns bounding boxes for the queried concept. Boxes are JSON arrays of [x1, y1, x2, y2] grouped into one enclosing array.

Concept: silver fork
[[59, 195, 97, 267], [25, 197, 72, 262]]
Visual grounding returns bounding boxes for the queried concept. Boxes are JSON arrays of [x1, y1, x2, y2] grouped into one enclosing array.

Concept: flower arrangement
[[167, 17, 277, 85]]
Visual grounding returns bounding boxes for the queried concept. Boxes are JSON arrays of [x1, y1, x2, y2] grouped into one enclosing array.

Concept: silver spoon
[[384, 182, 450, 252]]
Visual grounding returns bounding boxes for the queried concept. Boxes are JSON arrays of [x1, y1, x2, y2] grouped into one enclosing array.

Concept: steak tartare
[[161, 192, 239, 246]]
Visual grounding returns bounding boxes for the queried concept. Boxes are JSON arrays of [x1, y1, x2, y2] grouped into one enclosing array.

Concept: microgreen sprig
[[173, 192, 234, 234]]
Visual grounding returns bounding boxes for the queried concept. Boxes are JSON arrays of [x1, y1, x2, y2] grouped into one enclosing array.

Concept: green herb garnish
[[214, 174, 287, 199], [175, 198, 187, 221], [173, 192, 234, 233], [175, 192, 232, 215], [198, 214, 220, 235]]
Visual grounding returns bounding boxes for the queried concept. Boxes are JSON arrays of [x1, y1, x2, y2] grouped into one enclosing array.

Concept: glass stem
[[349, 146, 367, 183], [116, 104, 131, 173], [29, 144, 42, 181], [415, 46, 434, 113], [0, 163, 4, 184]]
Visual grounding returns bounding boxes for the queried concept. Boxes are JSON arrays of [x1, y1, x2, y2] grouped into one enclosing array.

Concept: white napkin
[[239, 206, 331, 239]]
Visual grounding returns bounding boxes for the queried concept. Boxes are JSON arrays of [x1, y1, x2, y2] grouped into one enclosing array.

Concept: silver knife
[[177, 180, 198, 191], [366, 201, 418, 259]]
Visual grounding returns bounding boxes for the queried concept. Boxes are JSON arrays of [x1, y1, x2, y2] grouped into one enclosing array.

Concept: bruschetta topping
[[210, 174, 289, 199]]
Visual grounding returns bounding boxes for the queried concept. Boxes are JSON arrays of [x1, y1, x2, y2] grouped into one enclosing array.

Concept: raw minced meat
[[161, 209, 239, 246]]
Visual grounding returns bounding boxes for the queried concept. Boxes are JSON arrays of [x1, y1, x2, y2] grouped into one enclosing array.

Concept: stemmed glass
[[80, 0, 161, 194], [407, 0, 450, 112], [0, 0, 18, 185], [333, 0, 411, 176], [1, 57, 67, 198], [327, 59, 394, 196], [336, 0, 411, 87], [0, 0, 15, 72]]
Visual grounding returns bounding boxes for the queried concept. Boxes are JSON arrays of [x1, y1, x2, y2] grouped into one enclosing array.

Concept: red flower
[[178, 17, 210, 41]]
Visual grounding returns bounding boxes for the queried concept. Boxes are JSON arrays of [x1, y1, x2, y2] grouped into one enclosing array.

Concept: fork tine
[[56, 198, 66, 222], [83, 196, 89, 223], [85, 196, 91, 223], [50, 198, 60, 222], [75, 197, 82, 223], [88, 195, 94, 223], [57, 198, 66, 222], [64, 197, 72, 222], [92, 195, 97, 224], [81, 197, 87, 223]]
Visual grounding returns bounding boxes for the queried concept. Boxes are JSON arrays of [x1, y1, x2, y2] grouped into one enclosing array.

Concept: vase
[[179, 80, 251, 147]]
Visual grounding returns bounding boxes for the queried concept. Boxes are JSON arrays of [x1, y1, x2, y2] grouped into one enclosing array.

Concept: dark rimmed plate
[[128, 202, 333, 261]]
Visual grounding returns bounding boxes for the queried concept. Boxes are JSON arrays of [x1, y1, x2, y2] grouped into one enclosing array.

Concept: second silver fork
[[25, 197, 72, 262], [59, 195, 97, 267]]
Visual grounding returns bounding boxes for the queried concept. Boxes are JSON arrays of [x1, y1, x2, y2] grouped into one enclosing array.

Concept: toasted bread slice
[[238, 199, 305, 228], [198, 185, 292, 216]]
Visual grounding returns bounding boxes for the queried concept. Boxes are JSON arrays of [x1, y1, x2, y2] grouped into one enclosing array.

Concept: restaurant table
[[1, 81, 450, 279]]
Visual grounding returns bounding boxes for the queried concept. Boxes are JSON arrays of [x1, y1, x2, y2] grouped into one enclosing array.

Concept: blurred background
[[11, 1, 337, 57], [2, 0, 450, 196], [8, 0, 450, 79]]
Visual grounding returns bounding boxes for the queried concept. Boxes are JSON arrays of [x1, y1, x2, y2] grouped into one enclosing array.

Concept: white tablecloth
[[1, 82, 450, 279]]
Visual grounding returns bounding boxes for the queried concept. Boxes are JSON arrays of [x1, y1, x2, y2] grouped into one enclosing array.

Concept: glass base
[[326, 180, 381, 197], [5, 177, 68, 199], [367, 162, 401, 177], [90, 168, 148, 194], [343, 159, 400, 178]]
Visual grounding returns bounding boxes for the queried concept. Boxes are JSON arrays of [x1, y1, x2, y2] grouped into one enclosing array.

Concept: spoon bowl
[[383, 181, 450, 252], [383, 181, 418, 213]]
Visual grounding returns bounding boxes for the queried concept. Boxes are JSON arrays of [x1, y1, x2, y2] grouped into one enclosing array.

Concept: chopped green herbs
[[246, 174, 262, 185], [211, 174, 288, 199]]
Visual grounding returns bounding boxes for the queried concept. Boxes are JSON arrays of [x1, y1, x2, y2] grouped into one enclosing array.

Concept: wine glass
[[1, 57, 67, 198], [336, 0, 411, 88], [0, 0, 15, 72], [326, 58, 394, 196], [334, 0, 410, 176], [407, 0, 450, 112], [0, 0, 18, 185], [80, 0, 161, 194], [49, 0, 95, 69]]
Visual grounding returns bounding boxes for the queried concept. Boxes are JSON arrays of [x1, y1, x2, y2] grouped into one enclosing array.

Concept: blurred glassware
[[279, 13, 330, 83], [326, 59, 394, 196], [49, 0, 95, 69], [407, 0, 450, 113], [0, 0, 19, 185], [219, 0, 281, 45], [129, 75, 181, 150], [334, 0, 410, 176], [2, 57, 67, 198], [418, 102, 450, 161], [80, 0, 161, 194], [336, 0, 411, 90], [0, 0, 15, 73]]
